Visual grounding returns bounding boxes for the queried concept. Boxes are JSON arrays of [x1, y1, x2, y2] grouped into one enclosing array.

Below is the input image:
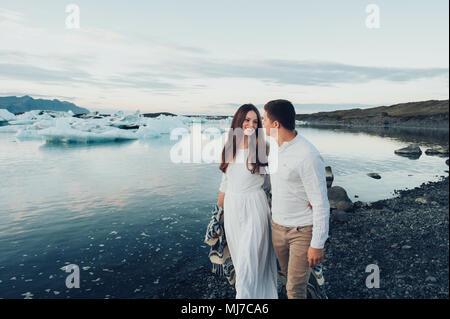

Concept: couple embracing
[[216, 99, 330, 299]]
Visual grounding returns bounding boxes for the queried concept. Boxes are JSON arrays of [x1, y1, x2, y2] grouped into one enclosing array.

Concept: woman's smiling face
[[242, 110, 258, 135]]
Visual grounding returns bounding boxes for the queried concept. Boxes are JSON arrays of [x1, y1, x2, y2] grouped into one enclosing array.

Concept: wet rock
[[328, 186, 353, 212], [415, 197, 428, 204], [394, 144, 422, 159], [425, 146, 449, 156], [353, 201, 367, 209], [425, 276, 437, 283], [367, 173, 381, 179]]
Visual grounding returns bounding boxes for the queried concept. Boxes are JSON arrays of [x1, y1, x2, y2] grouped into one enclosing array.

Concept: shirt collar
[[279, 130, 299, 151]]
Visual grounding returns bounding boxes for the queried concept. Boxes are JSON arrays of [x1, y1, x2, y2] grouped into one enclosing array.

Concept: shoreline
[[298, 122, 450, 132], [158, 175, 449, 299]]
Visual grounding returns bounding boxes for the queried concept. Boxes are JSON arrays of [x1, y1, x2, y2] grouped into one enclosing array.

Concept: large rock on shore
[[394, 144, 422, 159], [328, 186, 353, 212], [332, 210, 350, 222]]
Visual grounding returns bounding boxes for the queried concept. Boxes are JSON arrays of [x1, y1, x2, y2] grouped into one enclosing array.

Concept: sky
[[0, 0, 448, 115]]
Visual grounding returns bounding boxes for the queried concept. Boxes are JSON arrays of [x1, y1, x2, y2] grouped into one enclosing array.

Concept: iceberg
[[38, 117, 138, 143], [7, 108, 226, 144], [0, 109, 16, 122]]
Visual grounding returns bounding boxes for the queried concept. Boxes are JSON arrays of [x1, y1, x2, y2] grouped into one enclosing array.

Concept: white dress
[[219, 148, 278, 299]]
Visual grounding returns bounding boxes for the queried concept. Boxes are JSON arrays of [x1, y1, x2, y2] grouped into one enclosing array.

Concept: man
[[262, 99, 330, 299]]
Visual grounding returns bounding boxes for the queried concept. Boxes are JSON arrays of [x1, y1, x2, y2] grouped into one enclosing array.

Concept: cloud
[[0, 8, 23, 21], [158, 58, 449, 86], [0, 63, 91, 83], [104, 74, 178, 90]]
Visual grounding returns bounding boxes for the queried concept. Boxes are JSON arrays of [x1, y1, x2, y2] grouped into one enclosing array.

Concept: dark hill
[[296, 100, 449, 129], [0, 96, 89, 115]]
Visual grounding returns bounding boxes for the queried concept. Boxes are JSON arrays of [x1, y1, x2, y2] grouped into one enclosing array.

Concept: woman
[[217, 104, 278, 299]]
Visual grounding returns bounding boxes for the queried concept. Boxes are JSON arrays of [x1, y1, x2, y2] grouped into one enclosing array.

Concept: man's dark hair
[[264, 99, 296, 130]]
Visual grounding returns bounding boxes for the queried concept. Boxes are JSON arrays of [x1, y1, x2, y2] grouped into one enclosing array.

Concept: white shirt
[[268, 132, 330, 249]]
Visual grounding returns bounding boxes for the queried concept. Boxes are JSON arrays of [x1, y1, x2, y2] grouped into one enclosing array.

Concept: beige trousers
[[271, 219, 312, 299]]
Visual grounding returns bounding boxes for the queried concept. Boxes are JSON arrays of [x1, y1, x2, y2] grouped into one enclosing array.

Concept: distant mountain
[[296, 100, 449, 129], [0, 96, 89, 115]]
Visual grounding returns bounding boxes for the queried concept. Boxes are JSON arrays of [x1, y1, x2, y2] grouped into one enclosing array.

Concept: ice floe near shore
[[0, 109, 231, 143], [0, 109, 16, 122]]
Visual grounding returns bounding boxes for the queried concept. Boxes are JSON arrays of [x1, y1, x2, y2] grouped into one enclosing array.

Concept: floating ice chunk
[[9, 110, 41, 125], [136, 126, 160, 138], [7, 109, 208, 142], [38, 117, 138, 143], [142, 115, 188, 135], [0, 109, 16, 121], [16, 120, 55, 139], [0, 124, 26, 133]]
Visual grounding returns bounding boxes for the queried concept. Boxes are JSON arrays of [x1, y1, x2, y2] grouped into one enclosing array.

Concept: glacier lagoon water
[[0, 124, 448, 298]]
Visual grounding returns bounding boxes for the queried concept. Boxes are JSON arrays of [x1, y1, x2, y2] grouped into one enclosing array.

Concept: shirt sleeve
[[298, 153, 330, 249], [219, 172, 228, 193]]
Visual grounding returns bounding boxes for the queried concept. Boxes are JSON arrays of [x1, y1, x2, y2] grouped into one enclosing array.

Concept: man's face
[[263, 111, 278, 137]]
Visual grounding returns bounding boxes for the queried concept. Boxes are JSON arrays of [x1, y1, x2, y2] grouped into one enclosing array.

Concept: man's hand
[[307, 246, 324, 267]]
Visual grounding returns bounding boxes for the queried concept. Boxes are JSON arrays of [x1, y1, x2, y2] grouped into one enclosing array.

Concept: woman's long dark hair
[[219, 104, 268, 174]]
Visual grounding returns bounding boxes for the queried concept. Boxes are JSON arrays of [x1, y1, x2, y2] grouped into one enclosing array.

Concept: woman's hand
[[217, 192, 225, 208]]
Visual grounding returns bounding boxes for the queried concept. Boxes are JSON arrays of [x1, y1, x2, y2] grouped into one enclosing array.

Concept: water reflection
[[300, 124, 449, 147]]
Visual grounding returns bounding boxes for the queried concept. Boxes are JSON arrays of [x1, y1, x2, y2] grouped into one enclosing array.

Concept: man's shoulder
[[292, 134, 321, 159]]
